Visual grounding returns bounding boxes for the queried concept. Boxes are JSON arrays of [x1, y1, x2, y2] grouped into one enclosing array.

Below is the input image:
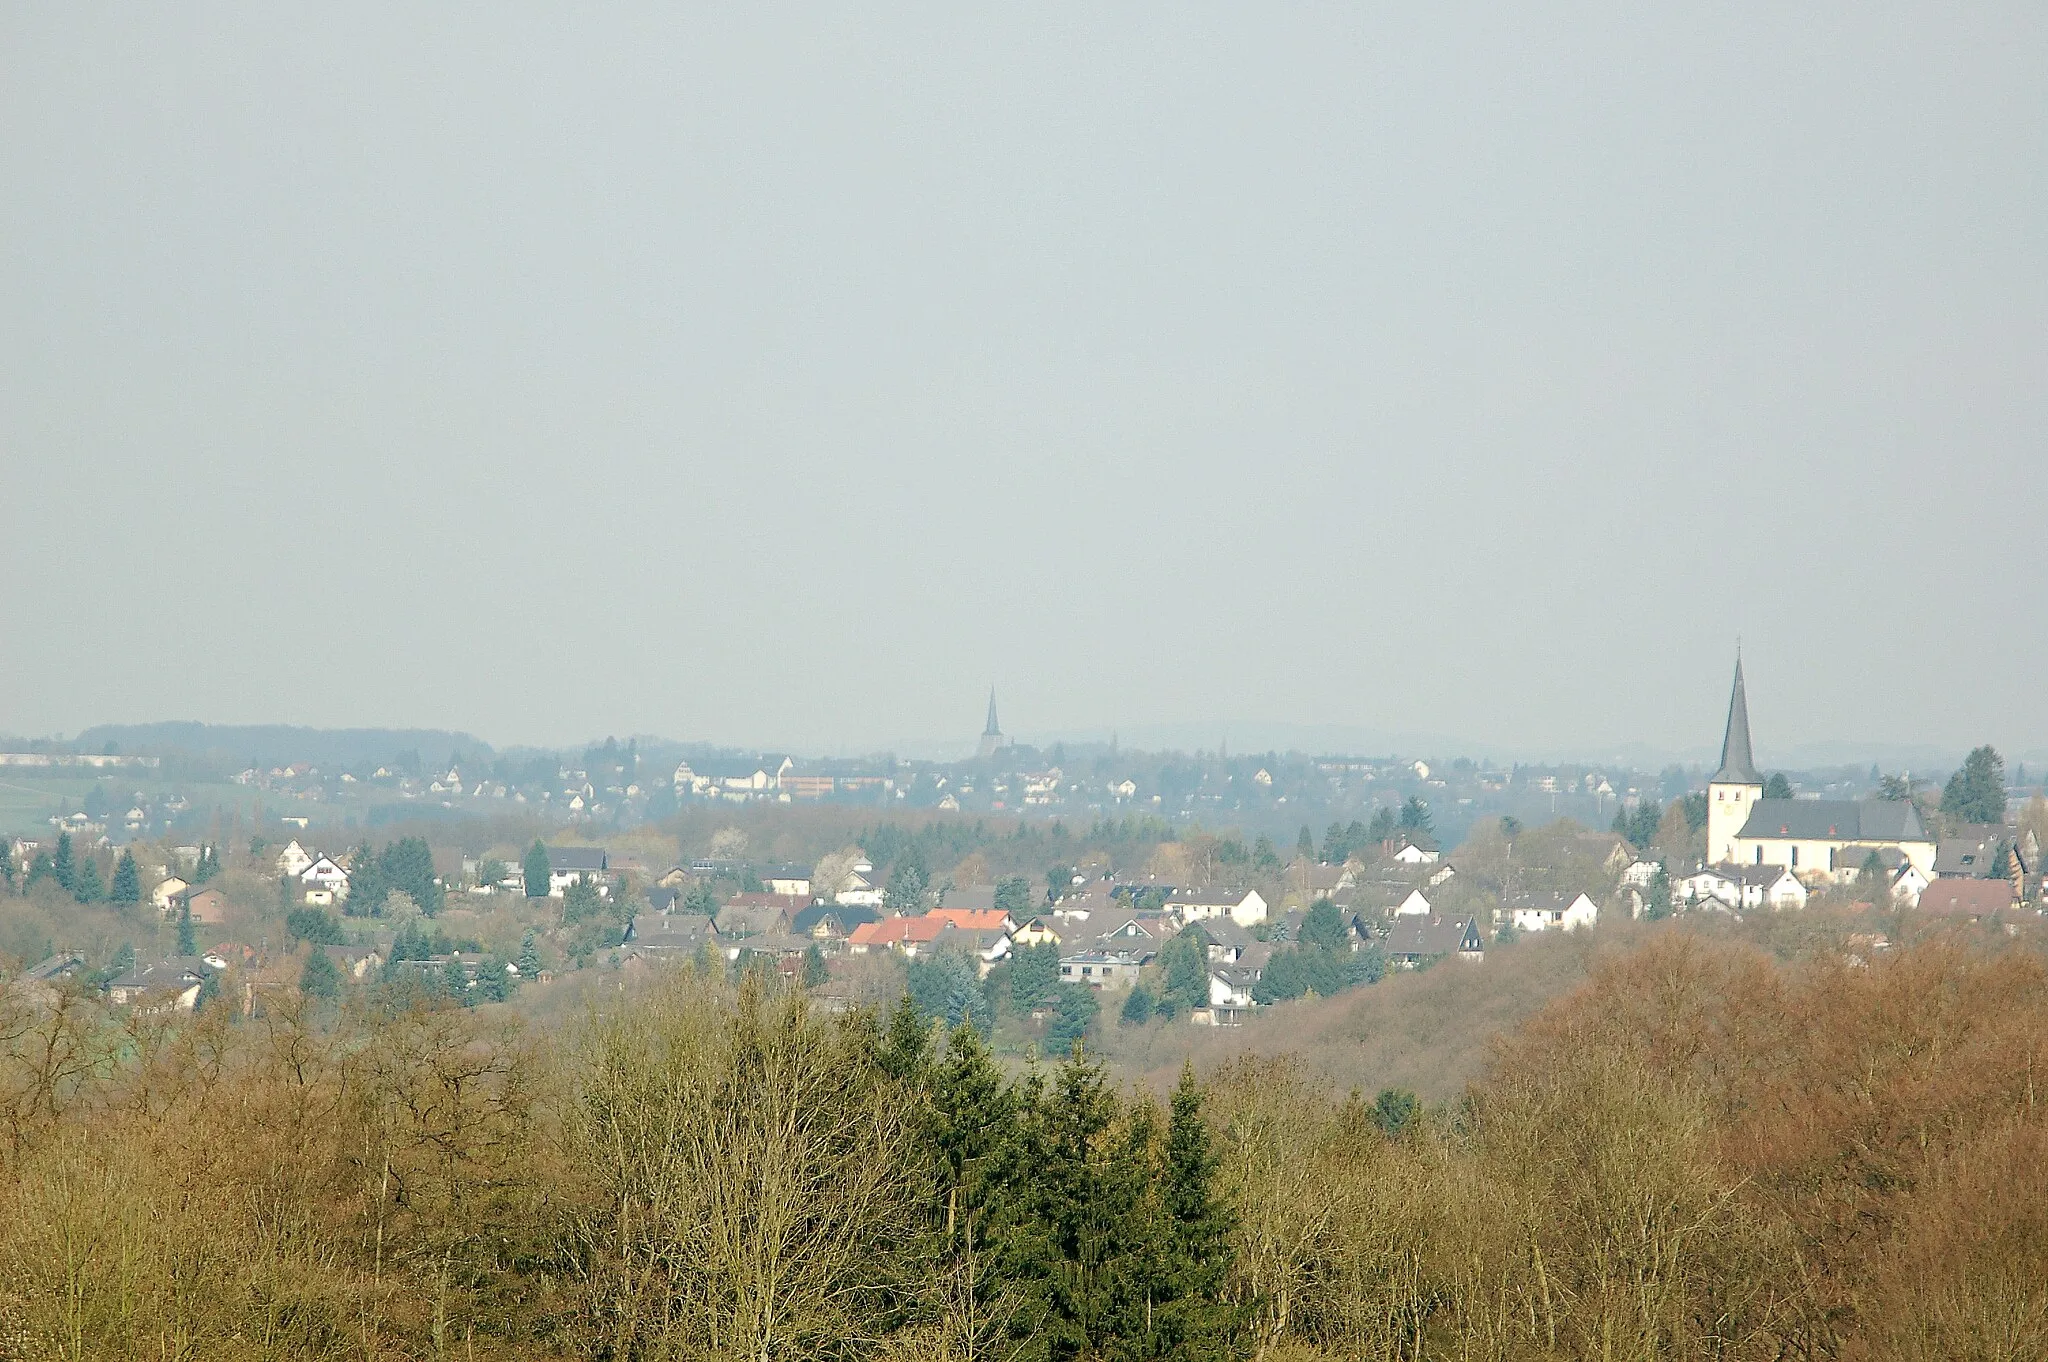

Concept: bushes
[[0, 934, 2043, 1358]]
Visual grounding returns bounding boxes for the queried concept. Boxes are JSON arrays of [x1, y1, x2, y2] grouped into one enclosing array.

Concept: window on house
[[1790, 846, 1798, 867], [1755, 846, 1763, 864]]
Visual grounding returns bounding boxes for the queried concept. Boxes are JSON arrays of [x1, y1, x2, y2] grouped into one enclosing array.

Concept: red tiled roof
[[924, 908, 1010, 932]]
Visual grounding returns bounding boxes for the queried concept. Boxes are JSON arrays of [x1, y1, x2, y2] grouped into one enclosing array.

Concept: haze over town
[[4, 7, 2048, 1360], [5, 6, 2046, 759]]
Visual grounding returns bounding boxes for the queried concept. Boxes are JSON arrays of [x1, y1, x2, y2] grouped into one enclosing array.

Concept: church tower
[[1706, 656, 1765, 865], [977, 688, 1004, 759]]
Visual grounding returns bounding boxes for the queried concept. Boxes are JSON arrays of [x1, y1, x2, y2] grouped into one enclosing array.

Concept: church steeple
[[977, 688, 1004, 759], [1711, 655, 1762, 787]]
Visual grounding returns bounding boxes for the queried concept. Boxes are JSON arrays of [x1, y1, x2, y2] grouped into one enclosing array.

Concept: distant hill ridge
[[74, 722, 493, 771]]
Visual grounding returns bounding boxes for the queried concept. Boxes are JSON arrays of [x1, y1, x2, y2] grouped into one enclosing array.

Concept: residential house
[[275, 839, 316, 879], [1425, 862, 1459, 889], [1915, 879, 2015, 920], [1506, 891, 1599, 933], [623, 914, 720, 954], [546, 846, 612, 896], [677, 757, 794, 799], [716, 896, 803, 938], [1934, 827, 2010, 879], [150, 875, 190, 917], [727, 932, 815, 968], [1392, 888, 1433, 917], [1167, 886, 1269, 926], [762, 864, 814, 897], [1384, 917, 1485, 968], [180, 887, 231, 925], [1012, 916, 1064, 947], [1390, 835, 1440, 865], [925, 907, 1015, 934], [1676, 864, 1805, 911], [106, 956, 221, 1010], [1621, 858, 1663, 889], [300, 855, 351, 904], [834, 861, 887, 908], [1195, 918, 1258, 964], [322, 944, 386, 980], [1204, 966, 1260, 1024], [1058, 947, 1149, 989], [791, 903, 880, 942], [848, 915, 952, 957], [1891, 861, 1932, 907]]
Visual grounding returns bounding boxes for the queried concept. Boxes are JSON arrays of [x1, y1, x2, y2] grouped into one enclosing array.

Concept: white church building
[[1706, 658, 1936, 884]]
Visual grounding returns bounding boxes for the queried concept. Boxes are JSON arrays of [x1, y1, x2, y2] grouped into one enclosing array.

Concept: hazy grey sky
[[4, 6, 2044, 760]]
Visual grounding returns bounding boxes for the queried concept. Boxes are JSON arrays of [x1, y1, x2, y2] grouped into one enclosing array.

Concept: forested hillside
[[1, 930, 2043, 1359]]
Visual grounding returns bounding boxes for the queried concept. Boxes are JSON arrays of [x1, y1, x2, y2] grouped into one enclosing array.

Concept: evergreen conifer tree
[[177, 903, 197, 955], [517, 929, 542, 976], [72, 856, 105, 903], [523, 839, 551, 898], [878, 992, 933, 1082], [1153, 1063, 1237, 1359], [109, 851, 140, 904], [300, 948, 342, 999], [53, 831, 75, 892], [801, 943, 829, 988]]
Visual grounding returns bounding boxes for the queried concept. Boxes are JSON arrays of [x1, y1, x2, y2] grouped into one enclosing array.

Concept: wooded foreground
[[1, 930, 2043, 1360]]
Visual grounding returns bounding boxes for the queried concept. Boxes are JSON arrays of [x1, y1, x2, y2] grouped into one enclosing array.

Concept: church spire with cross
[[977, 688, 1005, 759]]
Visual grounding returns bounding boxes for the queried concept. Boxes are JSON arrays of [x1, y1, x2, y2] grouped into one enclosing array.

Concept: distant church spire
[[978, 688, 1004, 759], [1711, 654, 1763, 786]]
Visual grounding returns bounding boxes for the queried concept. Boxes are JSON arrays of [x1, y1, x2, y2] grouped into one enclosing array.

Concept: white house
[[150, 875, 190, 917], [763, 865, 813, 898], [1507, 891, 1599, 934], [1890, 862, 1931, 907], [834, 861, 886, 908], [547, 846, 611, 896], [1168, 887, 1269, 926], [1677, 864, 1805, 911], [1393, 888, 1433, 917], [1620, 858, 1663, 889], [1206, 966, 1259, 1022], [300, 856, 351, 903], [1391, 837, 1440, 865], [275, 840, 315, 879]]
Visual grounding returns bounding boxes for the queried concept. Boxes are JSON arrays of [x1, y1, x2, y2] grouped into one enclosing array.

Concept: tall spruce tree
[[177, 903, 197, 955], [1153, 1063, 1237, 1360], [878, 992, 933, 1083], [523, 839, 551, 898], [72, 856, 105, 903], [52, 831, 75, 892], [109, 851, 140, 904]]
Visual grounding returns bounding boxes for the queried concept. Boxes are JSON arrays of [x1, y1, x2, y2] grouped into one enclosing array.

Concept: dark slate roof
[[1735, 799, 1927, 842], [546, 846, 609, 872], [1934, 834, 2006, 878], [625, 914, 716, 949], [107, 955, 217, 992], [1384, 917, 1483, 959], [792, 903, 879, 935], [1710, 657, 1764, 786]]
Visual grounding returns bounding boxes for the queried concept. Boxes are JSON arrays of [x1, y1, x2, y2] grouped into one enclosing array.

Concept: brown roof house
[[1915, 879, 2015, 920]]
